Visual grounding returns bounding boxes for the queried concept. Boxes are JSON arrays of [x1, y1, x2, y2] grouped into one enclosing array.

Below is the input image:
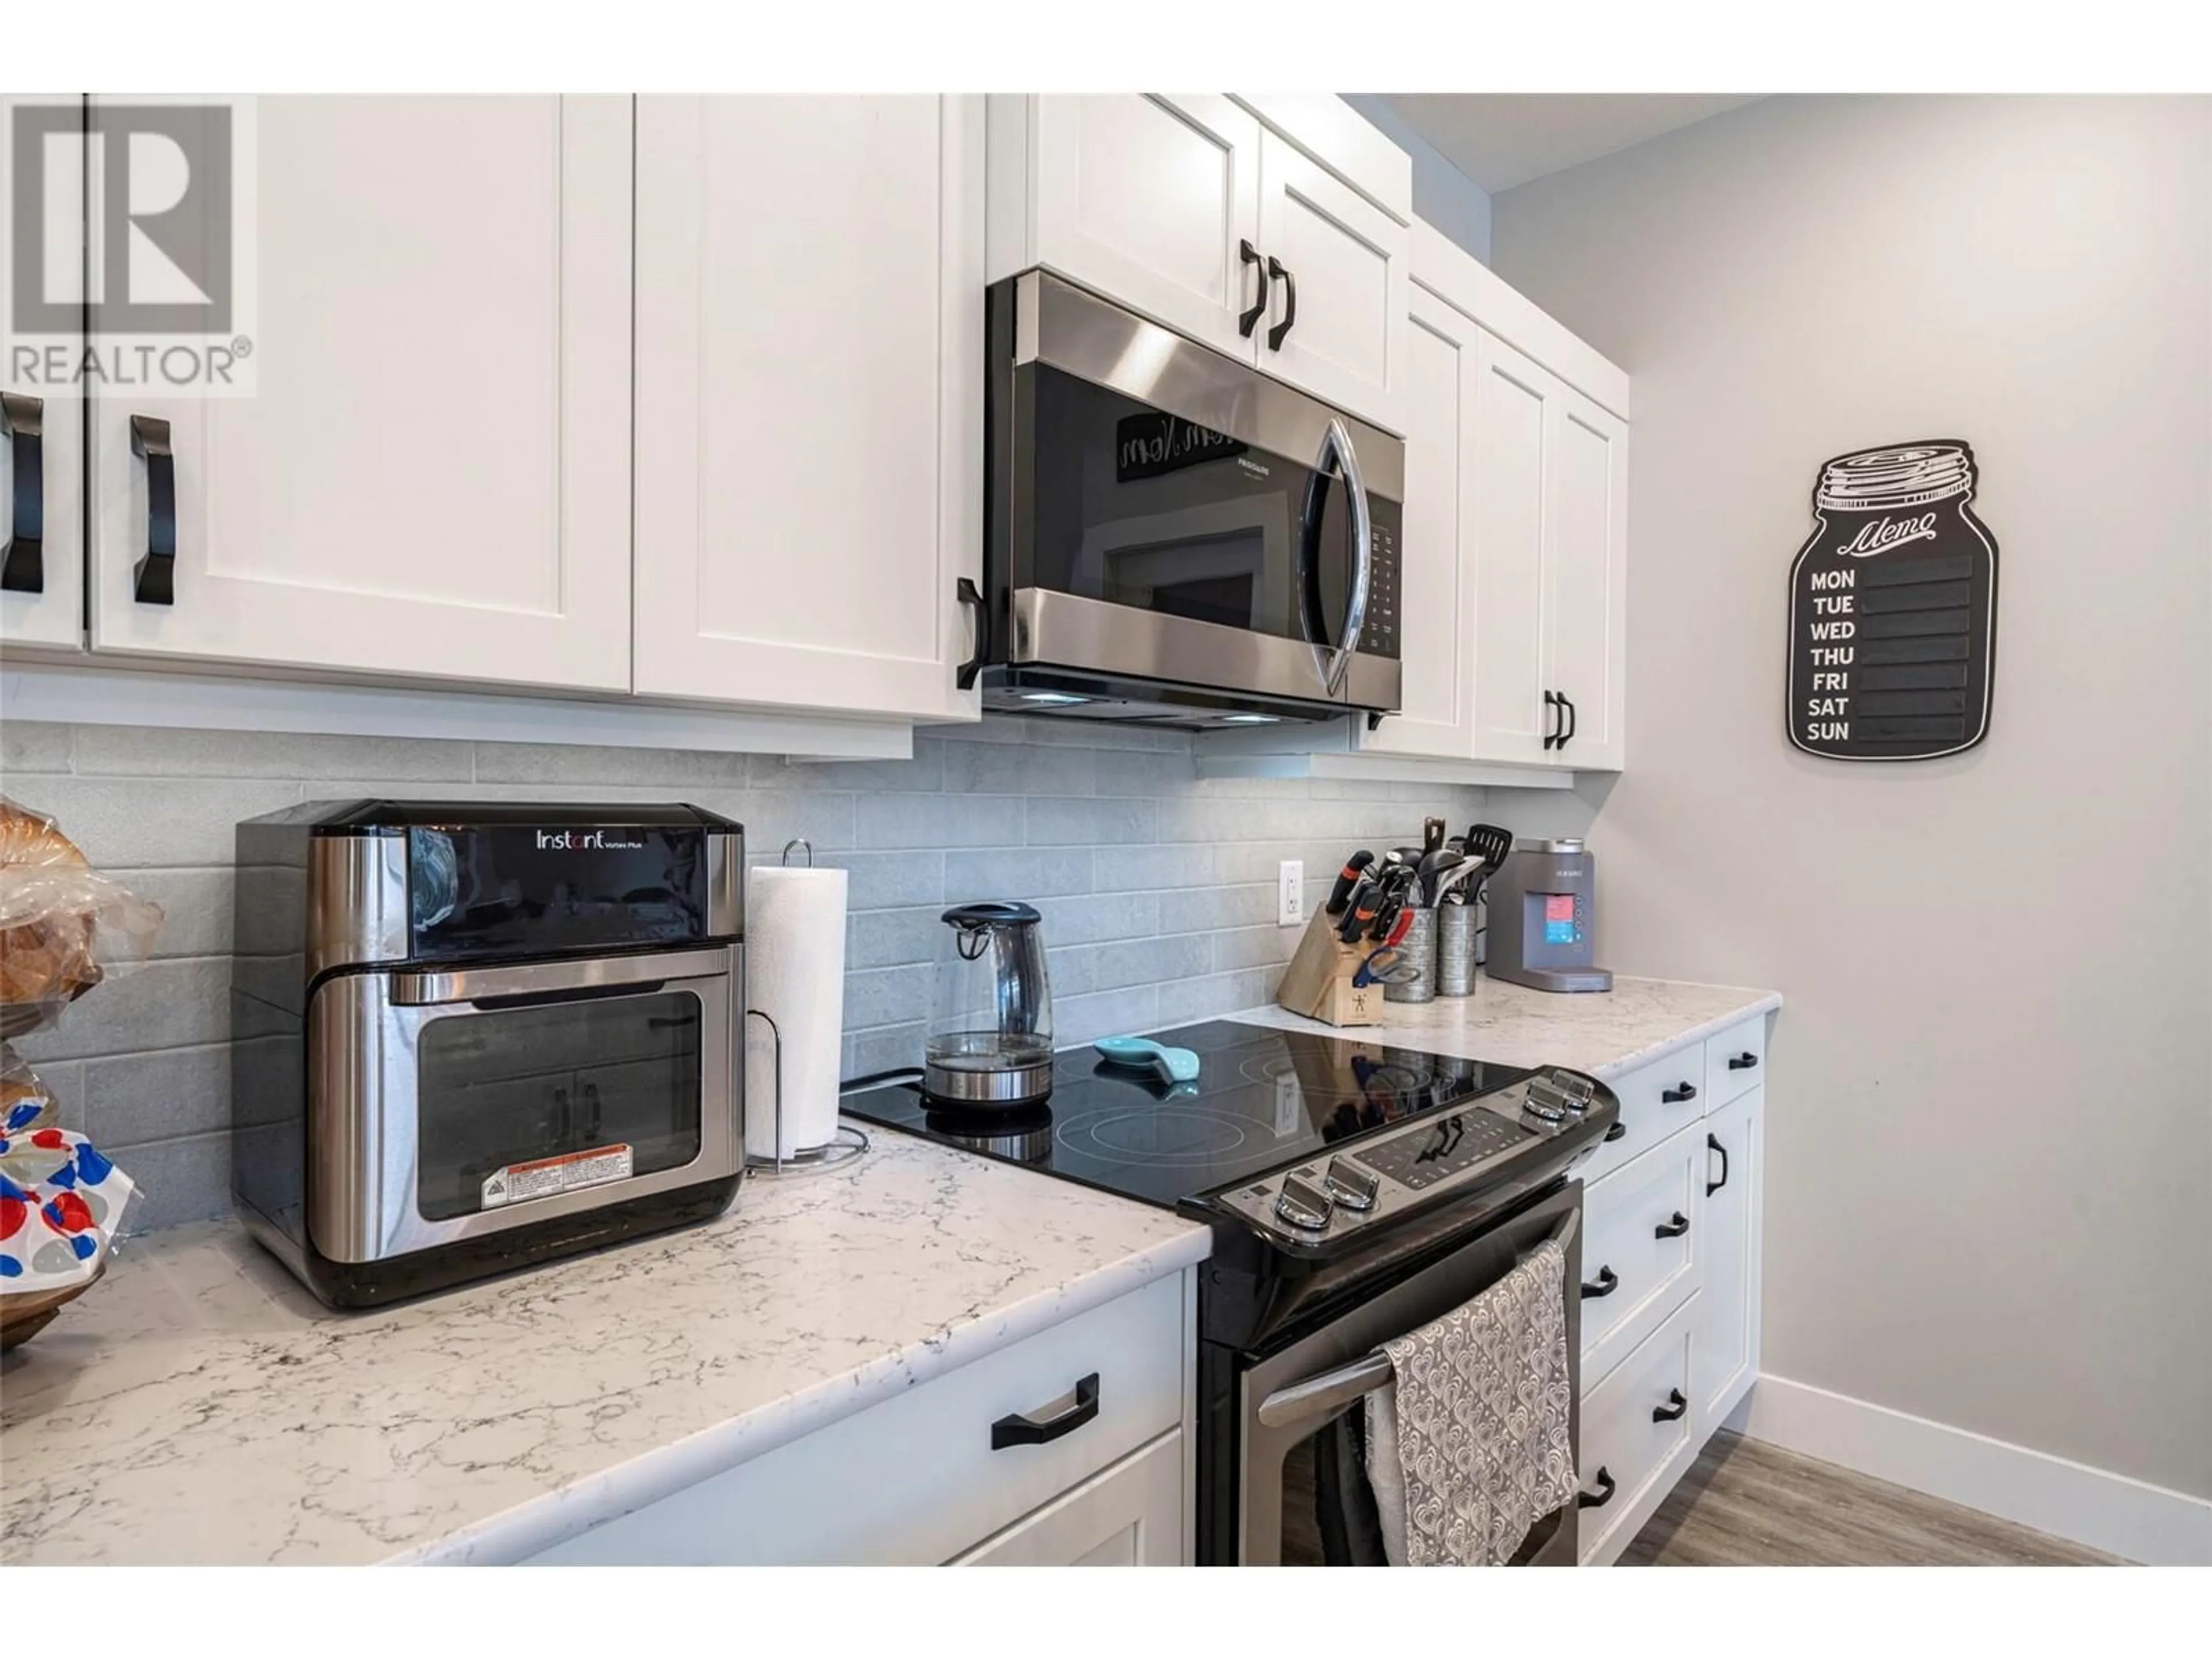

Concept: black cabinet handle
[[1581, 1265, 1618, 1300], [1265, 256, 1297, 350], [1654, 1210, 1690, 1240], [1652, 1388, 1688, 1423], [1662, 1082, 1698, 1104], [1706, 1131, 1730, 1196], [131, 415, 176, 605], [1576, 1467, 1616, 1509], [1728, 1052, 1759, 1071], [1, 392, 44, 594], [1237, 239, 1270, 339], [1559, 693, 1577, 749], [1603, 1120, 1626, 1143], [1543, 690, 1560, 750], [991, 1372, 1100, 1450], [954, 577, 987, 690]]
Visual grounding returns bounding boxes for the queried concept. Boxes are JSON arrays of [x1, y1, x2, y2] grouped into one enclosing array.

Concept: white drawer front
[[1703, 1014, 1768, 1108], [1577, 1298, 1697, 1567], [953, 1430, 1185, 1566], [1578, 1124, 1703, 1385], [1580, 1046, 1709, 1184], [527, 1271, 1186, 1565]]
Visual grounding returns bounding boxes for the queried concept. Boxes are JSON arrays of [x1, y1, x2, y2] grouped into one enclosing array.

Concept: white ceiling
[[1383, 94, 1762, 194]]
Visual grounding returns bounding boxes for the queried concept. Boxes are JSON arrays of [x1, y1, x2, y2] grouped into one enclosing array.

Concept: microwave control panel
[[1359, 522, 1401, 658]]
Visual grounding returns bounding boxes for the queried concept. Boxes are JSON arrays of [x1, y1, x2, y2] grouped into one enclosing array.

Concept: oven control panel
[[1209, 1067, 1613, 1247]]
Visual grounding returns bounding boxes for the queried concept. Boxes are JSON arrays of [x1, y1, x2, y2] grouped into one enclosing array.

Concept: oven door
[[305, 946, 740, 1262], [998, 272, 1403, 714], [1236, 1182, 1584, 1566]]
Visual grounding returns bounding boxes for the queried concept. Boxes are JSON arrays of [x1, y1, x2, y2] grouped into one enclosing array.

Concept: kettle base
[[923, 1055, 1056, 1108]]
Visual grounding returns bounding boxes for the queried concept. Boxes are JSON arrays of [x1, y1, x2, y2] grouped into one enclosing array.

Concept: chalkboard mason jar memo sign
[[1787, 440, 1999, 760]]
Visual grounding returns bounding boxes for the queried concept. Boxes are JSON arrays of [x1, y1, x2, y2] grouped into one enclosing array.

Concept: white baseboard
[[1730, 1374, 2212, 1566]]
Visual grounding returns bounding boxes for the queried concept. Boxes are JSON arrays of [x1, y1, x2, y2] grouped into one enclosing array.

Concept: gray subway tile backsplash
[[0, 715, 1484, 1230]]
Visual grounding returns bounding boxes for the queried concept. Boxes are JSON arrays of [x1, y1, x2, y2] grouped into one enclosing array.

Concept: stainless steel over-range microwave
[[971, 270, 1406, 729]]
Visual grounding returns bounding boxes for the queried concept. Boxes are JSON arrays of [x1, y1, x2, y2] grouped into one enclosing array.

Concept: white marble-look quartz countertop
[[1232, 974, 1781, 1080], [0, 1128, 1211, 1566]]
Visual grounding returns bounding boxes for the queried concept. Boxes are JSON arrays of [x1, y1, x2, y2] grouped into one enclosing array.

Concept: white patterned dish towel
[[1364, 1237, 1577, 1566]]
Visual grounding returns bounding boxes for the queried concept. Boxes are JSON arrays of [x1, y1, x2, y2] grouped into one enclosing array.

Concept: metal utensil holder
[[743, 838, 868, 1177], [1384, 907, 1440, 1004], [1437, 904, 1479, 998]]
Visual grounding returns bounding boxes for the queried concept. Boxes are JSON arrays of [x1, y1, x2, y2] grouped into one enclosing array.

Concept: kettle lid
[[942, 901, 1043, 928]]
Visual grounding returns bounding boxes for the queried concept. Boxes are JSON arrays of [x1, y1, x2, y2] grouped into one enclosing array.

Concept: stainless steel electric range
[[840, 1018, 1619, 1566]]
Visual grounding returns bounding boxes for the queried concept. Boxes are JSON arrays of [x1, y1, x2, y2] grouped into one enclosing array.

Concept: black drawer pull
[[1652, 1388, 1688, 1423], [1706, 1131, 1730, 1196], [1581, 1266, 1618, 1300], [1237, 238, 1269, 338], [1728, 1051, 1759, 1071], [1543, 689, 1560, 750], [1661, 1081, 1698, 1104], [1576, 1467, 1616, 1509], [1, 391, 45, 594], [1654, 1211, 1690, 1240], [1603, 1120, 1626, 1143], [991, 1372, 1100, 1450], [131, 415, 176, 605]]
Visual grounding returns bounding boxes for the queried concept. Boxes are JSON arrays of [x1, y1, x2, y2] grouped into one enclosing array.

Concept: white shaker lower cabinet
[[1695, 1086, 1765, 1428], [88, 96, 635, 692], [632, 96, 984, 721], [524, 1270, 1193, 1566], [1575, 1017, 1770, 1565], [1, 96, 86, 653], [952, 1432, 1185, 1566]]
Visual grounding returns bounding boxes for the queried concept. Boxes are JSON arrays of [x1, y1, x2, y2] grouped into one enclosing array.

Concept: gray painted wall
[[0, 718, 1486, 1230], [1343, 94, 1493, 263], [1491, 96, 2212, 1498]]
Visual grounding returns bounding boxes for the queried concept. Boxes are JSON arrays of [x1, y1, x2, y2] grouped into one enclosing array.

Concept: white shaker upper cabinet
[[1252, 131, 1409, 437], [1005, 94, 1263, 366], [87, 96, 634, 692], [1544, 384, 1628, 770], [1, 96, 85, 653], [631, 96, 983, 720], [1358, 284, 1476, 759], [1467, 331, 1557, 768]]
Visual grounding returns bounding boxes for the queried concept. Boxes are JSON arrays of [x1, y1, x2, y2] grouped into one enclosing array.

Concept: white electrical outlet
[[1278, 859, 1304, 927]]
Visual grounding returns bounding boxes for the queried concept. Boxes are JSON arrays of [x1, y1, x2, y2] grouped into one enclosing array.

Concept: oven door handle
[[1316, 416, 1372, 698], [389, 947, 732, 1006], [1253, 1207, 1579, 1431]]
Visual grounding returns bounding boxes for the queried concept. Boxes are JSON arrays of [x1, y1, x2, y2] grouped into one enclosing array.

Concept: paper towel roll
[[743, 865, 849, 1161]]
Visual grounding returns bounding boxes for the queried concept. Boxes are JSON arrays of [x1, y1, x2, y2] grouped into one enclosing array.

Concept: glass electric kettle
[[925, 903, 1055, 1107]]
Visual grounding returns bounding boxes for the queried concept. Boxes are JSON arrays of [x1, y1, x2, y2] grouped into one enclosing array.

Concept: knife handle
[[1324, 850, 1376, 916]]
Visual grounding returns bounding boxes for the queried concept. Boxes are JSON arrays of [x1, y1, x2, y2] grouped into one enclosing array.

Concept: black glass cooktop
[[839, 1020, 1533, 1211]]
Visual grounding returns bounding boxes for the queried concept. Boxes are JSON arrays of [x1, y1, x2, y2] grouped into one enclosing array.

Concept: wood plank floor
[[1620, 1432, 2123, 1566]]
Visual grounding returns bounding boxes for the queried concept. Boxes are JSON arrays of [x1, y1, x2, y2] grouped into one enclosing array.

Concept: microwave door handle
[[1318, 417, 1372, 696]]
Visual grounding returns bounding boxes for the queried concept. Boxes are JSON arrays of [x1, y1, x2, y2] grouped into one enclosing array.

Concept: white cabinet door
[[1359, 284, 1474, 758], [1467, 331, 1555, 766], [952, 1431, 1185, 1566], [1254, 131, 1410, 434], [1, 95, 85, 652], [85, 96, 631, 691], [633, 96, 983, 719], [1028, 94, 1262, 363], [1545, 386, 1628, 770], [1694, 1088, 1763, 1429]]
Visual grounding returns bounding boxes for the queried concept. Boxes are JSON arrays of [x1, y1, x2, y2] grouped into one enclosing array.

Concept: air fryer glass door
[[415, 988, 705, 1222]]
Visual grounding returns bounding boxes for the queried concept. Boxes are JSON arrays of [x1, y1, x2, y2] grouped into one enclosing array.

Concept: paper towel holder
[[745, 1007, 869, 1177]]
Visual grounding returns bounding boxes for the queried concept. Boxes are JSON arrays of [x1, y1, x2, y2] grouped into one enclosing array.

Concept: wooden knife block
[[1275, 910, 1384, 1027]]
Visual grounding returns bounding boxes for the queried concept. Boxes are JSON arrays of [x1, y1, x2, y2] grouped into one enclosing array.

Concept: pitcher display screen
[[407, 825, 710, 961]]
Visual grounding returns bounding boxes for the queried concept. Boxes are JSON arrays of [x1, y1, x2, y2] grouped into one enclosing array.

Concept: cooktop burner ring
[[1053, 1104, 1258, 1166]]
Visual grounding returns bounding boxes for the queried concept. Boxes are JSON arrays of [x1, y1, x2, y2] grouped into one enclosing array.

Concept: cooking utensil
[[1414, 849, 1464, 908], [1421, 817, 1447, 855], [1094, 1035, 1202, 1085], [1324, 850, 1376, 916], [1337, 872, 1388, 943], [1445, 823, 1516, 904]]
